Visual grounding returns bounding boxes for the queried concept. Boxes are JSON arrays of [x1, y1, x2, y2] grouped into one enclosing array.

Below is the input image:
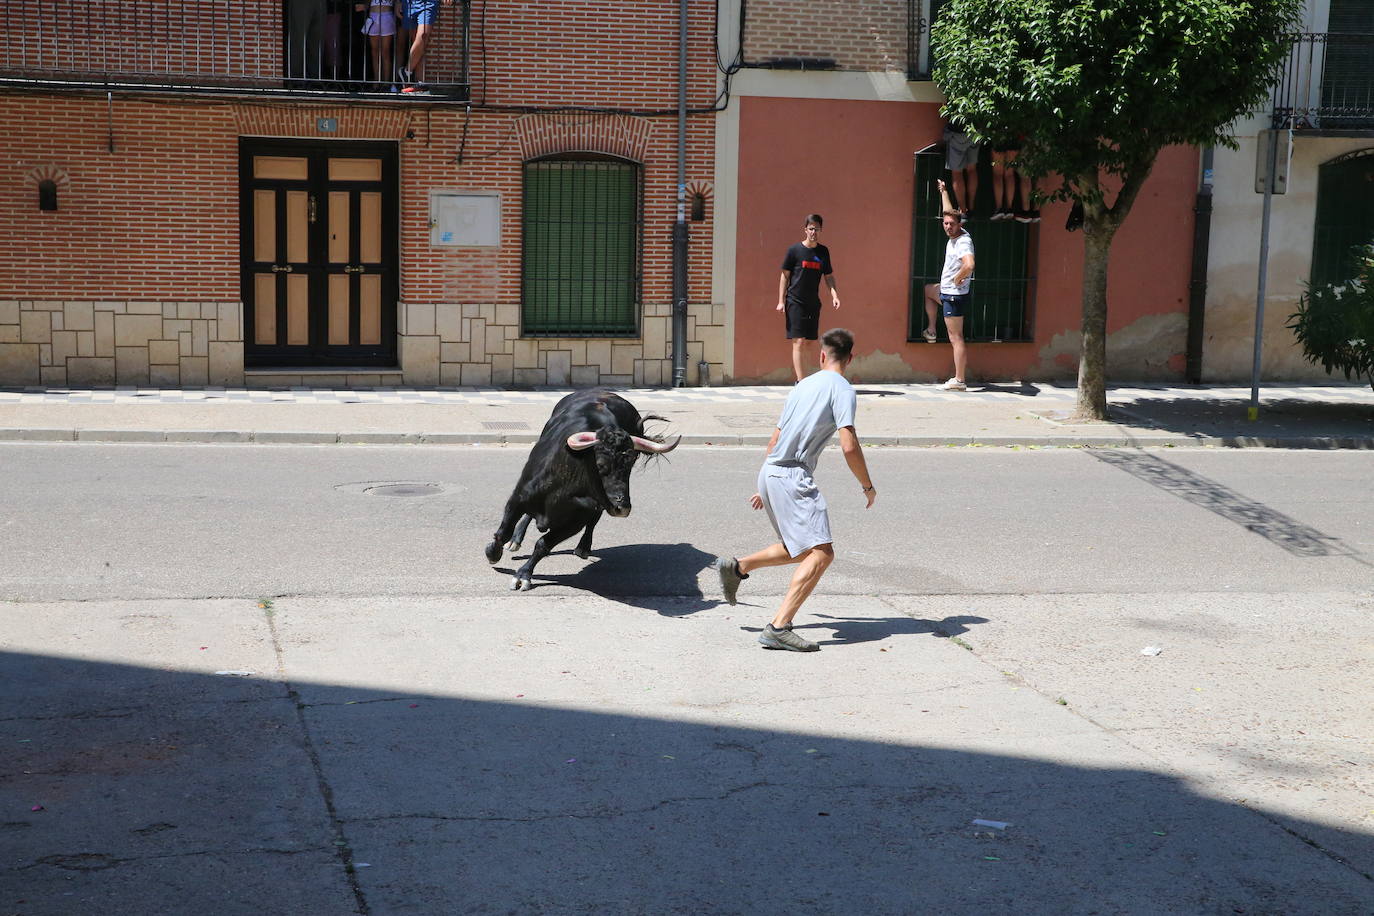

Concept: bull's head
[[566, 429, 680, 518]]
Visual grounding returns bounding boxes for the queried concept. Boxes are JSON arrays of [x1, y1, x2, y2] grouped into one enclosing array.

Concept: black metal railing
[[1272, 32, 1374, 129], [0, 1, 469, 99]]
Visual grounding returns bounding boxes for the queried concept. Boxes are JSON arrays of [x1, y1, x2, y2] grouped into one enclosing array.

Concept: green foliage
[[1287, 244, 1374, 391], [932, 0, 1304, 203]]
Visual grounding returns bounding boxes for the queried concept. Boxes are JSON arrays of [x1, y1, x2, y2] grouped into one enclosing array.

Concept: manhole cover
[[364, 483, 443, 497]]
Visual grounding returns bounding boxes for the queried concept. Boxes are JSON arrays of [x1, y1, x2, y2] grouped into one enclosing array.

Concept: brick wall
[[743, 0, 909, 72], [0, 1, 720, 388]]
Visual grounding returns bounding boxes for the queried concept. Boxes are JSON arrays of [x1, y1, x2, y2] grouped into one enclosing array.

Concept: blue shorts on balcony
[[402, 0, 439, 27]]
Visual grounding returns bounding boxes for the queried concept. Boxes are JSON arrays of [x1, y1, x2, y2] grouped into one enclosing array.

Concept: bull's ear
[[632, 435, 680, 454], [566, 432, 598, 451]]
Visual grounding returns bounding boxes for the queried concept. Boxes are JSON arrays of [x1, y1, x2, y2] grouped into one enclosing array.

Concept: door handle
[[309, 195, 317, 224], [271, 264, 293, 273], [344, 265, 365, 273]]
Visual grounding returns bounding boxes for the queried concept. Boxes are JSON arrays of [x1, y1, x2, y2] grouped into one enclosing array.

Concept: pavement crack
[[349, 780, 776, 826], [264, 605, 370, 915]]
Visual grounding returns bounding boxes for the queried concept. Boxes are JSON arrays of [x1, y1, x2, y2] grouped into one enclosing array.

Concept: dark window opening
[[38, 180, 58, 211], [521, 157, 642, 338], [1311, 149, 1374, 290], [909, 147, 1035, 343]]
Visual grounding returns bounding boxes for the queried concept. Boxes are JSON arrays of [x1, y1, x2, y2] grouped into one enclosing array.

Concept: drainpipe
[[1184, 147, 1214, 384], [670, 0, 689, 387]]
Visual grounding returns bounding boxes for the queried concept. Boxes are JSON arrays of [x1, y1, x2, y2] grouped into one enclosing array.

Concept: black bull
[[485, 390, 680, 591]]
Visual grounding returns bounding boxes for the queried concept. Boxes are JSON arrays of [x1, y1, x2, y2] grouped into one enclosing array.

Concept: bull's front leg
[[511, 521, 582, 591], [572, 513, 601, 560], [506, 514, 534, 552], [486, 499, 525, 564]]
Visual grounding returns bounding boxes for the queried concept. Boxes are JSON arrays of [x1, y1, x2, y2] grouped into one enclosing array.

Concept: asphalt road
[[0, 443, 1370, 601], [3, 443, 1372, 914]]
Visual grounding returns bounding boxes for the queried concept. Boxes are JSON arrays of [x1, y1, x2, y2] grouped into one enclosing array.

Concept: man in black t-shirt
[[777, 213, 841, 383]]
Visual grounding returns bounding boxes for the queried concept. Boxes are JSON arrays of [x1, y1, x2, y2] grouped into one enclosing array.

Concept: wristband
[[862, 486, 874, 492]]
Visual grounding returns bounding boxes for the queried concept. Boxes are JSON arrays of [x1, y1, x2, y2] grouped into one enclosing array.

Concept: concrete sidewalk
[[0, 382, 1371, 447]]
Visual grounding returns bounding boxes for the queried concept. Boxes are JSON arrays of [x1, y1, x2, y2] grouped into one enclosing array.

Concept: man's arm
[[825, 274, 840, 309], [777, 271, 788, 311], [937, 178, 955, 214], [749, 427, 783, 510], [953, 250, 975, 287], [838, 427, 876, 508]]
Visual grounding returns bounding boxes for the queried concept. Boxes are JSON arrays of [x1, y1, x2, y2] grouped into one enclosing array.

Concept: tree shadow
[[1089, 449, 1370, 564], [496, 542, 721, 615], [5, 649, 1371, 913], [739, 613, 989, 647], [1111, 396, 1374, 445]]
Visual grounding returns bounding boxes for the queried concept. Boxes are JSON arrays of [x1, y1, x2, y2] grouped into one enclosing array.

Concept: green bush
[[1288, 244, 1374, 391]]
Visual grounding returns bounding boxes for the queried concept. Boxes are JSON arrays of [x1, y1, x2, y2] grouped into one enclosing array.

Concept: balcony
[[1272, 32, 1374, 131], [0, 1, 469, 100]]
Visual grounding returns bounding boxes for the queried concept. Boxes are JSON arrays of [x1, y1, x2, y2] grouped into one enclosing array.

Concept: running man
[[715, 328, 876, 652]]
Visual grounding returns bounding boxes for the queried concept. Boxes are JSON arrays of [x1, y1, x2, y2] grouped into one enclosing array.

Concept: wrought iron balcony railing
[[0, 1, 469, 99], [1272, 31, 1374, 130]]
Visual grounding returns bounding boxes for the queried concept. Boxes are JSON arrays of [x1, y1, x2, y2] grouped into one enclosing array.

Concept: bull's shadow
[[739, 613, 989, 647], [495, 541, 720, 615]]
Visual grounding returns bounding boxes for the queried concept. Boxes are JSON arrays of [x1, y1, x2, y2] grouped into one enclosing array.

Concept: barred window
[[522, 157, 642, 337]]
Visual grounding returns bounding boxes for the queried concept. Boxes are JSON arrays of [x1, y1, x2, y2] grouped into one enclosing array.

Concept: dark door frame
[[239, 137, 400, 368]]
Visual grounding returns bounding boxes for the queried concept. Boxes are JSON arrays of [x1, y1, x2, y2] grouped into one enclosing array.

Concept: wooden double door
[[240, 139, 399, 367]]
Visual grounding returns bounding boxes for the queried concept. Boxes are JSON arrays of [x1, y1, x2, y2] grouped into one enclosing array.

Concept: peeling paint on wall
[[1032, 313, 1187, 381]]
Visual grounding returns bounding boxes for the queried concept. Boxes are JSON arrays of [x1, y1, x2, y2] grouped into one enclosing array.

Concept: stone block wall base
[[0, 300, 244, 387]]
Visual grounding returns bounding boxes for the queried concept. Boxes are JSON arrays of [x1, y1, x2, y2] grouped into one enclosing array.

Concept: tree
[[1287, 243, 1374, 392], [933, 0, 1302, 419]]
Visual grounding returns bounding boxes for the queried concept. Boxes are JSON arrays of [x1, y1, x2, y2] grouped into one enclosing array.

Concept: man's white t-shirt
[[940, 229, 974, 295]]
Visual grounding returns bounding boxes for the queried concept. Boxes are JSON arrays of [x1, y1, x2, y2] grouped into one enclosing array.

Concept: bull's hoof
[[573, 546, 591, 560], [484, 540, 502, 564], [510, 576, 533, 592], [506, 539, 522, 551]]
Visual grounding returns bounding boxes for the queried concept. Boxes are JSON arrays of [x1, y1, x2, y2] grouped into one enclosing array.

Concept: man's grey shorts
[[944, 127, 979, 170], [758, 464, 833, 558]]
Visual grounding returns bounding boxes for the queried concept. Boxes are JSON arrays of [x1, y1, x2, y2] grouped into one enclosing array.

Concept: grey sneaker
[[715, 557, 747, 605], [758, 624, 819, 652]]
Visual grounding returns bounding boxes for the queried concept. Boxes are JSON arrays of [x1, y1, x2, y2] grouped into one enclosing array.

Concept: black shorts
[[785, 302, 820, 340]]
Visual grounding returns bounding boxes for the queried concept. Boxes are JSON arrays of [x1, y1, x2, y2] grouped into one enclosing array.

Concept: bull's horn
[[566, 432, 598, 451], [632, 435, 680, 454]]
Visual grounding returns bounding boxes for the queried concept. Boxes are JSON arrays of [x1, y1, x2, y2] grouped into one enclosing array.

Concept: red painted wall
[[732, 95, 1197, 382]]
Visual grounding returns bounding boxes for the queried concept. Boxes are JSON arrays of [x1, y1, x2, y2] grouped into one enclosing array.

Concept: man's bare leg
[[770, 544, 833, 629], [790, 338, 811, 382], [408, 23, 433, 82], [947, 315, 967, 382], [923, 283, 941, 339]]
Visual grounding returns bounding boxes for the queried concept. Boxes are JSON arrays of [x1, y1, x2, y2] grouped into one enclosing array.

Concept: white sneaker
[[922, 328, 937, 343], [941, 377, 967, 391]]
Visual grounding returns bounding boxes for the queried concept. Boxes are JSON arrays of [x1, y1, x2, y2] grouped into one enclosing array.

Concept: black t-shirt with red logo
[[781, 242, 833, 309]]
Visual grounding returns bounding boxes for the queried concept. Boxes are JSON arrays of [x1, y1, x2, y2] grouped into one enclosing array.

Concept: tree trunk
[[1074, 222, 1117, 421]]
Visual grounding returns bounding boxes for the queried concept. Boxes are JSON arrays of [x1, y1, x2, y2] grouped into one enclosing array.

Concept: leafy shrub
[[1288, 243, 1374, 391]]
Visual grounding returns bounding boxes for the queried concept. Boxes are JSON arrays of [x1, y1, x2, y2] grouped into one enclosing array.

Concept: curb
[[0, 428, 1371, 448]]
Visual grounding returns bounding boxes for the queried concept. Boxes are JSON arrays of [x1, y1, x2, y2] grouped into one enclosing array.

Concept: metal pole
[[1249, 130, 1279, 420], [670, 0, 689, 387]]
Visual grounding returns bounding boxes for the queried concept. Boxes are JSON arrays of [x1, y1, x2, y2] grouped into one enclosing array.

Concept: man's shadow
[[739, 613, 988, 647], [495, 542, 720, 616]]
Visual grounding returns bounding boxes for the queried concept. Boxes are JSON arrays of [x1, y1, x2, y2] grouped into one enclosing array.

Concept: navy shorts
[[402, 0, 439, 26], [940, 293, 970, 318], [785, 302, 820, 340]]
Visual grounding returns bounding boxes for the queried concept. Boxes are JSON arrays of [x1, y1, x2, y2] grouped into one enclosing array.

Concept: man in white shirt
[[922, 178, 975, 391]]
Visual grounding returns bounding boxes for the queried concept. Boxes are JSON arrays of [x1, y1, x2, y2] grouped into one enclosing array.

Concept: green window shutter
[[1312, 151, 1374, 290], [1320, 0, 1374, 128], [522, 159, 640, 336]]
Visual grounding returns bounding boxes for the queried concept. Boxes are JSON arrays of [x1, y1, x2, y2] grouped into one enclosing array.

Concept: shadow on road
[[739, 613, 989, 647], [1089, 449, 1369, 564], [4, 649, 1371, 913], [497, 542, 720, 614], [1111, 396, 1374, 444]]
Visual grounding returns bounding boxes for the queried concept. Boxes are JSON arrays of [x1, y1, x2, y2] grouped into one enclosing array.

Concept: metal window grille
[[521, 158, 643, 338], [1311, 150, 1374, 291], [908, 147, 1036, 343]]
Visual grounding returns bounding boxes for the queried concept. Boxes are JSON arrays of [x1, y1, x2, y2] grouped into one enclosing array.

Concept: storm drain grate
[[365, 483, 443, 497], [482, 420, 532, 430]]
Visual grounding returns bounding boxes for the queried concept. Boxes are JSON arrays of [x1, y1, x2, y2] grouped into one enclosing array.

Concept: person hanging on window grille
[[714, 328, 876, 653], [923, 179, 975, 391], [777, 214, 841, 384]]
